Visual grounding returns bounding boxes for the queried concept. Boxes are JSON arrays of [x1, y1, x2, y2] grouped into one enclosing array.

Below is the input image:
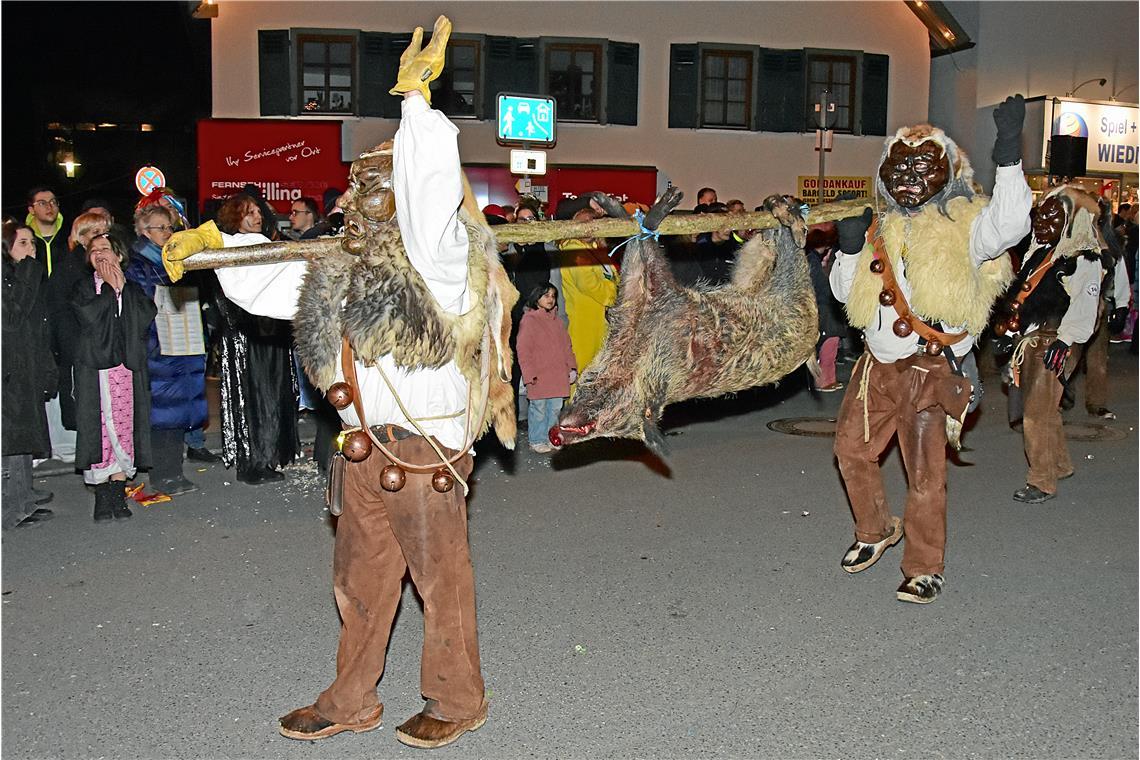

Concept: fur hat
[[876, 124, 978, 217], [1040, 184, 1106, 257]]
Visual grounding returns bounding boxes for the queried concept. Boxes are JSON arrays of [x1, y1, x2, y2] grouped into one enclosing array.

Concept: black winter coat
[[45, 245, 89, 429], [71, 274, 157, 472], [2, 256, 57, 457]]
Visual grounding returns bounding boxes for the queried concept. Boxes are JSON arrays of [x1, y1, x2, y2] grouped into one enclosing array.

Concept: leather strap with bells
[[868, 218, 967, 354], [332, 337, 455, 494], [995, 250, 1054, 337]]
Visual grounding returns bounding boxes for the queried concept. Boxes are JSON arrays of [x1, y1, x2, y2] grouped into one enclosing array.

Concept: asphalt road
[[3, 347, 1137, 760]]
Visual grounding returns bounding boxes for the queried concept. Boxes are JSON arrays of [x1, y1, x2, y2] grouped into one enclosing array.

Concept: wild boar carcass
[[550, 189, 819, 455]]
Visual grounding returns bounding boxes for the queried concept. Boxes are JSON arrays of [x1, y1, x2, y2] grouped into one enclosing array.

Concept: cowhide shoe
[[395, 700, 488, 749], [278, 703, 382, 741], [896, 573, 945, 604], [841, 516, 903, 574]]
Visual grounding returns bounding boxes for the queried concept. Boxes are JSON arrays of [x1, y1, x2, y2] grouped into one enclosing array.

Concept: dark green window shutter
[[756, 48, 805, 132], [360, 31, 396, 117], [861, 53, 890, 136], [484, 37, 540, 121], [258, 30, 292, 116], [605, 41, 639, 126], [513, 38, 539, 93], [668, 43, 699, 129]]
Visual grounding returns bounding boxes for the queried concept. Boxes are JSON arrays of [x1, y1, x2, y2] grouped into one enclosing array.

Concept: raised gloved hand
[[389, 16, 451, 103], [1107, 306, 1129, 335], [1043, 338, 1070, 374], [991, 94, 1026, 166], [835, 207, 874, 254], [162, 221, 223, 283]]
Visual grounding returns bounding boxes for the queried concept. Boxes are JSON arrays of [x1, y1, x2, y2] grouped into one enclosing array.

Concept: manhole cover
[[1063, 421, 1128, 442], [767, 417, 837, 437]]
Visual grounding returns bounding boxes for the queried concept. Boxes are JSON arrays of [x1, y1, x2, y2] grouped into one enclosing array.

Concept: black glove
[[991, 94, 1026, 165], [1108, 306, 1129, 335], [991, 333, 1014, 356], [835, 208, 874, 254], [1043, 338, 1070, 374]]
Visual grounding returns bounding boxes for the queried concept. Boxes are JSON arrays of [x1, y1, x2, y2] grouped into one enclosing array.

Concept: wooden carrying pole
[[182, 197, 876, 272]]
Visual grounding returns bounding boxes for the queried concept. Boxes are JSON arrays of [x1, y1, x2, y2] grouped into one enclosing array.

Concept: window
[[546, 43, 601, 122], [806, 53, 856, 133], [434, 38, 481, 118], [298, 33, 356, 114], [669, 43, 887, 135], [701, 49, 752, 129]]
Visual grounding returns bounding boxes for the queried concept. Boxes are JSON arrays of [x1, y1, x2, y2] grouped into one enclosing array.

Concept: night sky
[[2, 2, 212, 223]]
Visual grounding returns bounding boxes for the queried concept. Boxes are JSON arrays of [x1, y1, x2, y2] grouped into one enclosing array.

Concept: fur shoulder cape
[[293, 209, 519, 448], [845, 197, 1013, 334]]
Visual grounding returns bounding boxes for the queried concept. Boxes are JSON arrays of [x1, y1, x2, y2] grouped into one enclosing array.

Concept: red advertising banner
[[464, 165, 658, 218], [197, 119, 351, 216]]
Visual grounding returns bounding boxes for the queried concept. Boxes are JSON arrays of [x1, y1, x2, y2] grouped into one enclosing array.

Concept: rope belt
[[1009, 334, 1041, 389]]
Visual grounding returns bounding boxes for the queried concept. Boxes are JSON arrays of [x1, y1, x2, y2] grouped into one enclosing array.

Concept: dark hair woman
[[211, 194, 299, 484], [2, 220, 58, 528], [71, 232, 157, 521]]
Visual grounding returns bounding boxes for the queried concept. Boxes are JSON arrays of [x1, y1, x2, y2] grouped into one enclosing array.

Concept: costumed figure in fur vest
[[992, 186, 1113, 503], [828, 95, 1032, 604], [161, 17, 516, 749]]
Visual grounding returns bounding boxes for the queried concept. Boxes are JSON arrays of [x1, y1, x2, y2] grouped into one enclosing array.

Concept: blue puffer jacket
[[125, 238, 208, 431]]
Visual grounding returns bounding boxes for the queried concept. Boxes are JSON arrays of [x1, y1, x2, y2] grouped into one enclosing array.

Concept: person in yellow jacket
[[558, 207, 619, 381]]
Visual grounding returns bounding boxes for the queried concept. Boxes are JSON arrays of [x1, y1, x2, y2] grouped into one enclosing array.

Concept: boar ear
[[642, 418, 670, 458]]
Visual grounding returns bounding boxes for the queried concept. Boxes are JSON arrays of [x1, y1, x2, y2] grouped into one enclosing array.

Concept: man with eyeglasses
[[25, 187, 64, 276], [288, 197, 322, 240]]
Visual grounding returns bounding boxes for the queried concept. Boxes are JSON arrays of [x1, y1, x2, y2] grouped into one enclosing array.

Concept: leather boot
[[93, 483, 114, 523], [109, 480, 133, 519]]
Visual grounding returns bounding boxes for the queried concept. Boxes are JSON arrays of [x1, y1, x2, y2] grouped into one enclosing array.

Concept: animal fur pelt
[[293, 210, 519, 449], [554, 190, 818, 454], [844, 197, 1013, 334]]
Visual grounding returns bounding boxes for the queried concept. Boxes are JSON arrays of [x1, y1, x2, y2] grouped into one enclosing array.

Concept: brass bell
[[326, 382, 354, 410], [1021, 281, 1033, 292], [380, 464, 406, 492], [1008, 300, 1021, 313], [892, 317, 913, 338], [878, 289, 896, 306], [925, 340, 943, 356], [994, 322, 1008, 336], [341, 430, 373, 462], [1007, 315, 1021, 333], [869, 258, 885, 274], [431, 468, 455, 493]]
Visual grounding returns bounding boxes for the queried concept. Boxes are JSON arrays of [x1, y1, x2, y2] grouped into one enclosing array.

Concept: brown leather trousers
[[1020, 331, 1073, 494], [313, 435, 484, 725], [834, 352, 972, 577]]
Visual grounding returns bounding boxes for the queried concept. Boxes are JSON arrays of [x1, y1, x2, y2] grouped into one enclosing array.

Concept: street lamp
[[1065, 78, 1106, 98]]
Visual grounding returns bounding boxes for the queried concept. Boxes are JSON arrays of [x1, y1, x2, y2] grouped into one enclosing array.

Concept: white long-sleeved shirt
[[1016, 251, 1105, 346], [830, 162, 1033, 362], [215, 93, 474, 450]]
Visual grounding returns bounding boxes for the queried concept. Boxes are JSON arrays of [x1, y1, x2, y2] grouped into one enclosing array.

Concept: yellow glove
[[388, 15, 452, 103], [161, 220, 223, 283]]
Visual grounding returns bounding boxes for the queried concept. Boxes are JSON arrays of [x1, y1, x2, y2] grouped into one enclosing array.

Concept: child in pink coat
[[516, 282, 577, 453]]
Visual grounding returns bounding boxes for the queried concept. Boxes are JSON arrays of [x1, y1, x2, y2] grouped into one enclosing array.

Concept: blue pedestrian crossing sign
[[497, 94, 557, 146]]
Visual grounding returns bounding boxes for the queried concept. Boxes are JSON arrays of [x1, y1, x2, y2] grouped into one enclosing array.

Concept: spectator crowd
[[3, 179, 1135, 527]]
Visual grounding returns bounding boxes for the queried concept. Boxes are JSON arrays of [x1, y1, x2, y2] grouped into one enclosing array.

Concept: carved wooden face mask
[[341, 141, 396, 255], [878, 140, 951, 209], [1031, 196, 1066, 246]]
